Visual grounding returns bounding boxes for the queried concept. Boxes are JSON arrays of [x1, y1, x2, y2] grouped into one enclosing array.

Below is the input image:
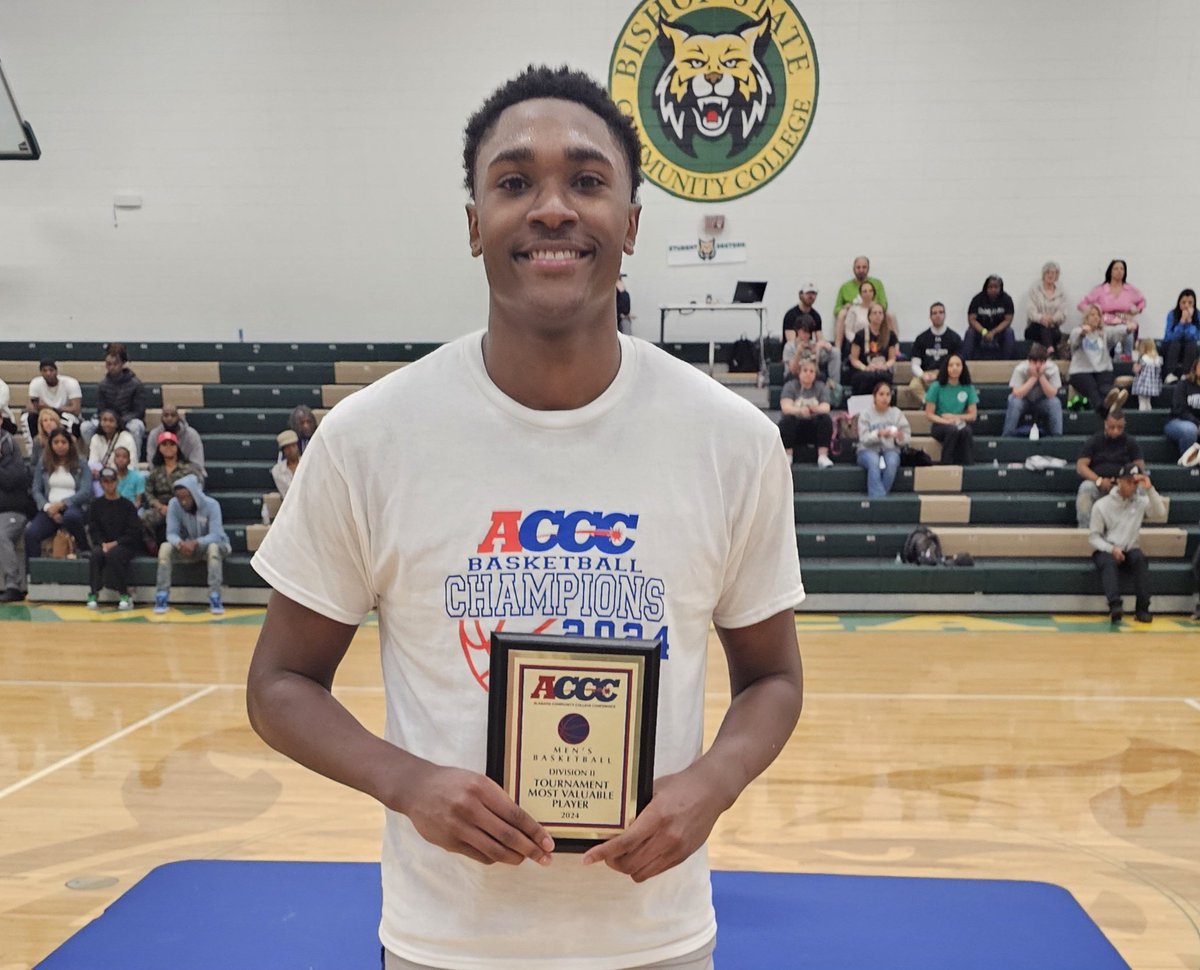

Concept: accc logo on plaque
[[609, 0, 818, 202]]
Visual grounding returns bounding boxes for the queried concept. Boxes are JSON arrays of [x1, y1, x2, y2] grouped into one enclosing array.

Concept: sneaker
[[86, 593, 98, 610], [209, 592, 225, 615], [117, 595, 133, 611], [1109, 608, 1123, 624], [1134, 610, 1152, 624], [153, 591, 169, 614], [817, 454, 834, 469], [1178, 443, 1200, 468], [0, 588, 25, 604], [1103, 387, 1128, 413]]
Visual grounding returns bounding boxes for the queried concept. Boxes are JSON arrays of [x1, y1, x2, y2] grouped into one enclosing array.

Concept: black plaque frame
[[486, 631, 661, 853]]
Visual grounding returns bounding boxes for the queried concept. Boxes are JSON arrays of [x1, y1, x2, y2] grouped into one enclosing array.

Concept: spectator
[[0, 425, 34, 603], [1024, 261, 1069, 357], [1077, 259, 1145, 361], [1162, 288, 1199, 384], [82, 343, 147, 460], [1068, 305, 1120, 418], [1076, 410, 1144, 528], [856, 381, 910, 498], [962, 275, 1016, 360], [778, 358, 834, 468], [25, 427, 92, 565], [146, 405, 206, 475], [271, 430, 302, 498], [782, 284, 822, 346], [782, 314, 840, 391], [908, 302, 963, 400], [289, 405, 317, 454], [113, 446, 145, 508], [87, 408, 138, 472], [1164, 356, 1200, 463], [154, 474, 230, 615], [30, 408, 63, 467], [0, 378, 14, 434], [1130, 338, 1162, 412], [834, 279, 878, 352], [846, 302, 898, 396], [1002, 344, 1064, 437], [924, 354, 978, 465], [141, 432, 203, 548], [832, 255, 888, 316], [86, 467, 142, 611], [24, 359, 83, 439], [1089, 465, 1164, 624], [615, 275, 631, 334]]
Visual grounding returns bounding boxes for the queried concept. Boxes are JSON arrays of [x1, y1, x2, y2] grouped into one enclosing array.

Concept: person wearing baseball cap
[[271, 429, 302, 500], [86, 465, 142, 610], [782, 282, 821, 347], [1087, 462, 1164, 624]]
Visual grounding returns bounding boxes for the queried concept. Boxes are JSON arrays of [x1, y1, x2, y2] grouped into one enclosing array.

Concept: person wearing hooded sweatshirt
[[82, 343, 147, 460], [155, 473, 230, 614], [961, 275, 1016, 360], [146, 404, 206, 474]]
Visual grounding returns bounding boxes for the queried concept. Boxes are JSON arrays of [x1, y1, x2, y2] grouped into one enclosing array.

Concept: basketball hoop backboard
[[0, 59, 40, 160]]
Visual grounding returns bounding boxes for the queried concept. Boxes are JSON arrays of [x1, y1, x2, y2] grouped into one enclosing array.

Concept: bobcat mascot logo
[[697, 238, 716, 260], [654, 14, 775, 158]]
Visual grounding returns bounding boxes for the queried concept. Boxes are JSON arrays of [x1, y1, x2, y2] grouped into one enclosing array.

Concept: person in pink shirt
[[1077, 259, 1145, 362]]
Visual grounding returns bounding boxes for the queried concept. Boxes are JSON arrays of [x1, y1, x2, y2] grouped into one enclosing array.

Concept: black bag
[[727, 337, 761, 373], [901, 526, 944, 566], [761, 335, 783, 363], [899, 445, 933, 467]]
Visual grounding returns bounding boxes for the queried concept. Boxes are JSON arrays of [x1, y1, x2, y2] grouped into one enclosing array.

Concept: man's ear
[[623, 203, 642, 256], [466, 204, 482, 257]]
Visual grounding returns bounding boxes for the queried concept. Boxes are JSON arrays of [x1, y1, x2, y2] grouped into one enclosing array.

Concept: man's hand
[[581, 762, 731, 883], [398, 763, 554, 867], [179, 539, 198, 556], [1112, 548, 1126, 564]]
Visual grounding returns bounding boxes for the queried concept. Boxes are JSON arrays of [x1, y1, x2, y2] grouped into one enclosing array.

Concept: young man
[[246, 66, 804, 970], [782, 313, 840, 390], [25, 359, 84, 438], [1001, 344, 1063, 437], [782, 283, 821, 345], [86, 466, 142, 610], [155, 473, 230, 614], [1088, 464, 1165, 623], [82, 343, 147, 460], [1075, 410, 1144, 529], [908, 302, 962, 399]]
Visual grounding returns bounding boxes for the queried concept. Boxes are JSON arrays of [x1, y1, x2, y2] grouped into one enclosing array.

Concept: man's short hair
[[1027, 344, 1049, 362], [929, 302, 944, 313], [795, 312, 818, 334], [38, 359, 57, 370], [462, 65, 643, 202]]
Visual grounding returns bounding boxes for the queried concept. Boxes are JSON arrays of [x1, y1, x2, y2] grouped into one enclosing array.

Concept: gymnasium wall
[[0, 0, 1196, 345]]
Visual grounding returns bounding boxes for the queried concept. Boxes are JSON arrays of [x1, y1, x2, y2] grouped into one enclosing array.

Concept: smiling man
[[247, 65, 803, 970]]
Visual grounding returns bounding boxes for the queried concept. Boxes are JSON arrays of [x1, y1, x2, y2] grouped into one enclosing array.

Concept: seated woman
[[1077, 258, 1145, 361], [962, 275, 1016, 360], [140, 432, 203, 548], [271, 429, 302, 498], [834, 280, 879, 358], [24, 427, 92, 563], [1164, 357, 1200, 461], [778, 358, 834, 468], [29, 407, 62, 467], [88, 408, 138, 473], [856, 382, 911, 498], [1024, 261, 1069, 355], [846, 302, 898, 396], [1068, 305, 1118, 418], [923, 354, 978, 465], [1162, 288, 1199, 383]]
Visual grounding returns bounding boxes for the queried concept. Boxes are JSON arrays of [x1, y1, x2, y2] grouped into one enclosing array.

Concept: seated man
[[0, 425, 34, 603], [832, 256, 888, 317], [1075, 410, 1144, 528], [1089, 464, 1165, 624], [82, 343, 147, 460], [907, 302, 962, 399], [25, 359, 83, 439], [146, 405, 206, 474], [778, 358, 834, 467], [271, 429, 302, 499], [1002, 344, 1063, 437], [782, 283, 822, 348], [155, 473, 231, 615], [782, 314, 841, 390], [86, 466, 142, 611]]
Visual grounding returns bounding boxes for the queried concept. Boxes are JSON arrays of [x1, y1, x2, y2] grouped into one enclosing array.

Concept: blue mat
[[36, 861, 1129, 969]]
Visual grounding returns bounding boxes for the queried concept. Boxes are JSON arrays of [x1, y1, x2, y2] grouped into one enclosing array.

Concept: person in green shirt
[[832, 255, 888, 315], [923, 353, 978, 465]]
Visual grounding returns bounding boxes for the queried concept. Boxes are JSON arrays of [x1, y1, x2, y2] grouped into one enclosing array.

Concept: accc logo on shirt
[[476, 510, 638, 555]]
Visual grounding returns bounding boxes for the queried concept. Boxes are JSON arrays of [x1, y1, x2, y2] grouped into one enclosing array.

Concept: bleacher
[[3, 338, 1196, 612]]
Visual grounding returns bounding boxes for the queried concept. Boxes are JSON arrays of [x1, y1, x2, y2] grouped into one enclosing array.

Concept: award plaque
[[486, 632, 661, 853]]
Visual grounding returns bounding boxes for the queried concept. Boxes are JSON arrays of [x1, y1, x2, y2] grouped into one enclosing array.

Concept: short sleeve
[[967, 386, 979, 406], [924, 382, 940, 405], [251, 428, 377, 625], [713, 436, 805, 629]]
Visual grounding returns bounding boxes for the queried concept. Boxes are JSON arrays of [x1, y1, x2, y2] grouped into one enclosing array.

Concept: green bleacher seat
[[28, 555, 266, 589], [218, 362, 336, 384], [200, 385, 323, 408], [186, 409, 292, 434]]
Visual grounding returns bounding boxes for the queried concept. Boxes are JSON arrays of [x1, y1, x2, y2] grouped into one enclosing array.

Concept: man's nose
[[527, 184, 578, 230]]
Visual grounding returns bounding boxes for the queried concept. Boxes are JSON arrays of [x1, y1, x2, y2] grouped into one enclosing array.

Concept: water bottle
[[261, 503, 271, 525], [1029, 423, 1040, 442]]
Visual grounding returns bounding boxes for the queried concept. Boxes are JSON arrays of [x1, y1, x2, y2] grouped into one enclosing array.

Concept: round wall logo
[[610, 0, 818, 202]]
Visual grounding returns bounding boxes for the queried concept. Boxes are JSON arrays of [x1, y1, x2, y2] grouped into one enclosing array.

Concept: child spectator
[[962, 275, 1016, 360], [924, 354, 978, 465], [25, 428, 92, 565], [1068, 305, 1118, 418], [86, 467, 142, 611], [1002, 344, 1063, 437], [856, 382, 910, 498], [113, 446, 145, 508], [1076, 410, 1144, 528], [1164, 357, 1200, 463], [1130, 338, 1162, 412], [1162, 289, 1198, 384], [1088, 465, 1164, 624], [0, 426, 34, 603], [782, 314, 841, 391], [155, 474, 230, 615], [778, 358, 834, 468], [271, 430, 302, 498]]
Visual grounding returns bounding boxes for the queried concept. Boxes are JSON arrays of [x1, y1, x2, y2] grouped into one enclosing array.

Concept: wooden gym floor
[[1, 612, 1198, 970]]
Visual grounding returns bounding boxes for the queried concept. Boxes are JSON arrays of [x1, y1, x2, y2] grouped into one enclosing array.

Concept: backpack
[[828, 411, 857, 456], [727, 337, 760, 373], [901, 526, 944, 566]]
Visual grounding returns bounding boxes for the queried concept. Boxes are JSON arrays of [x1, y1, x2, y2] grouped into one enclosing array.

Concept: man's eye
[[497, 175, 527, 191], [575, 174, 604, 189]]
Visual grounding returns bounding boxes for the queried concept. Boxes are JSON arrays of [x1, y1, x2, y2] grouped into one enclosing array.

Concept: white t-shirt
[[252, 332, 804, 970], [28, 374, 83, 411]]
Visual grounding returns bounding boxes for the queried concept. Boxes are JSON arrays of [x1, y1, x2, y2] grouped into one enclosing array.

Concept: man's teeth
[[527, 250, 582, 261]]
